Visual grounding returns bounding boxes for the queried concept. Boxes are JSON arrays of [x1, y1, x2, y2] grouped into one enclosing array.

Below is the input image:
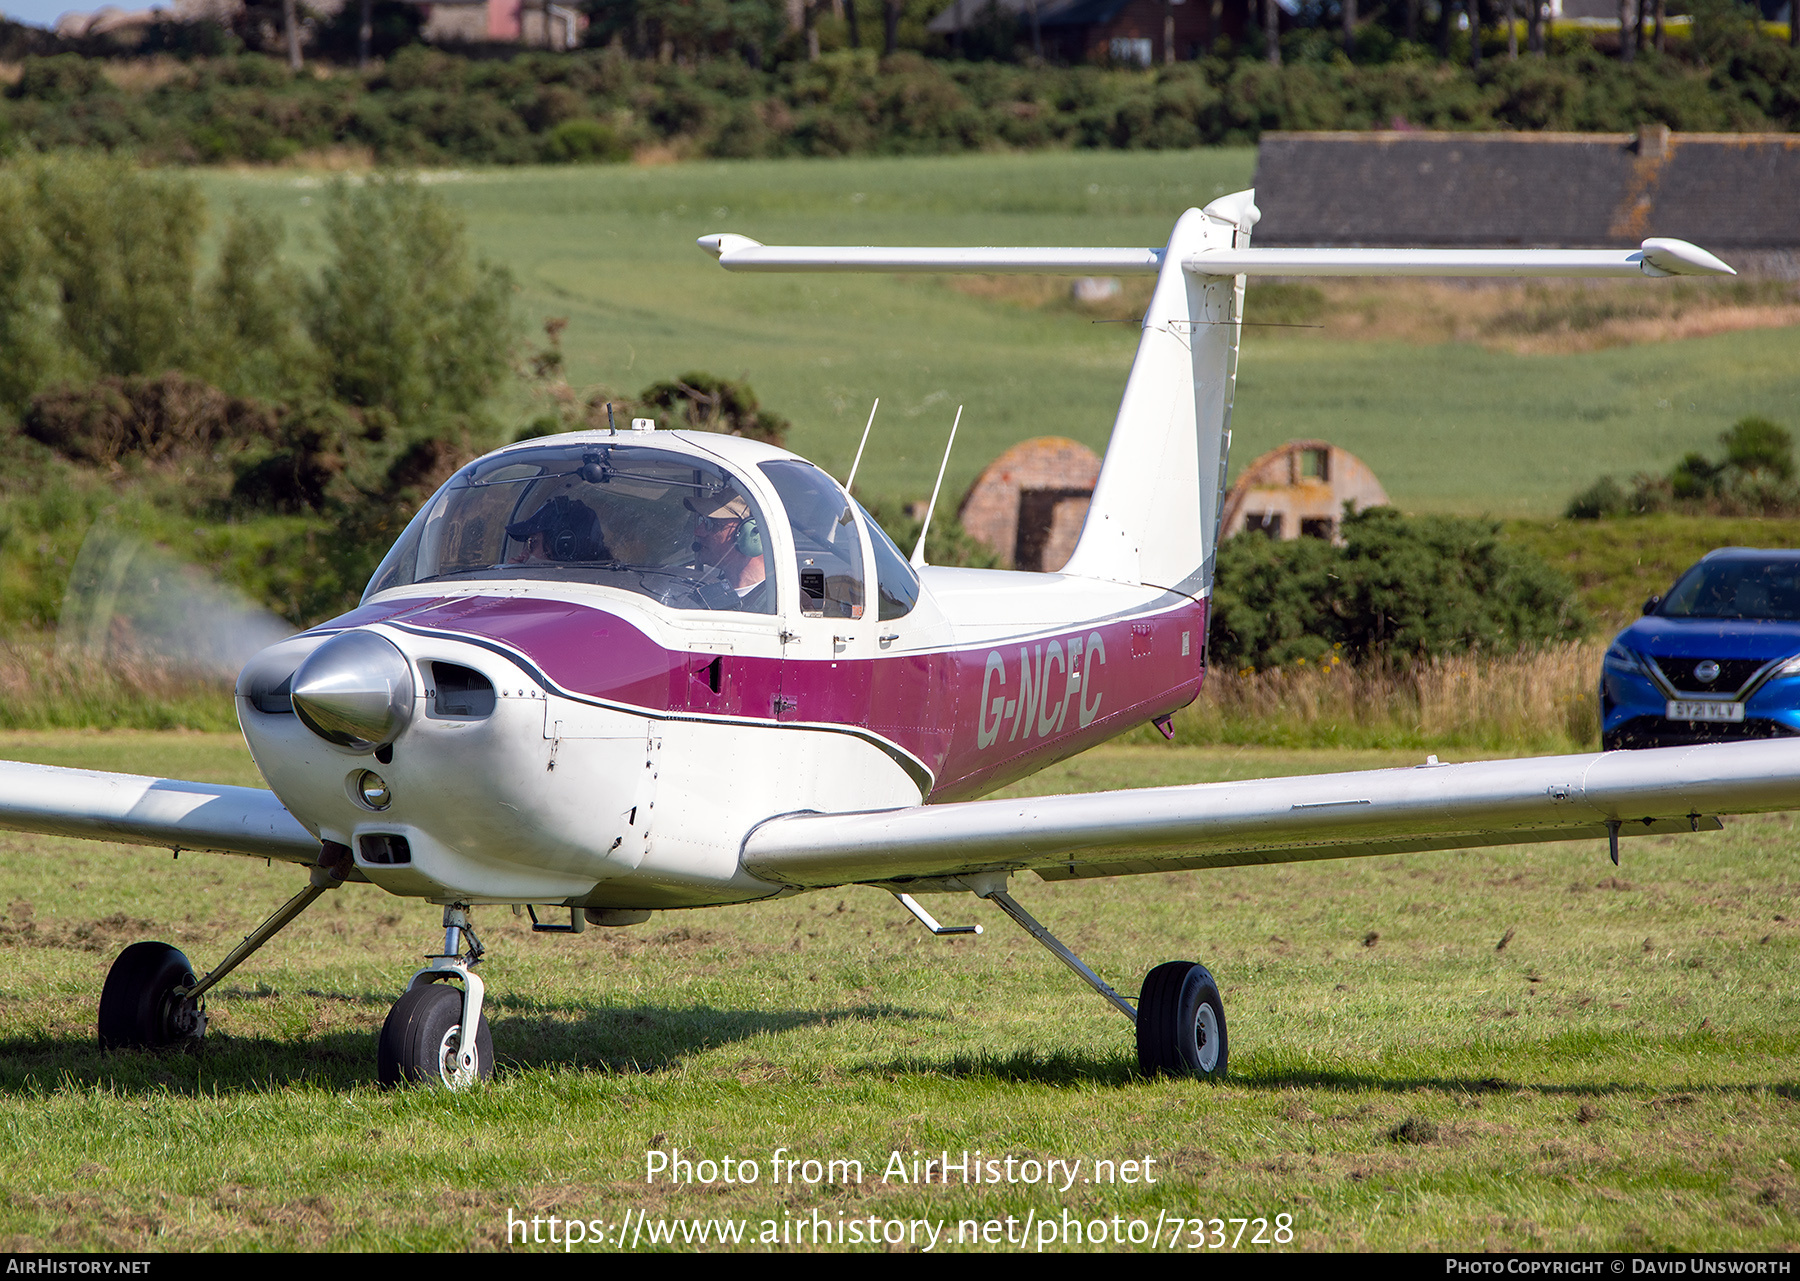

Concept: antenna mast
[[844, 398, 879, 494], [910, 405, 962, 569]]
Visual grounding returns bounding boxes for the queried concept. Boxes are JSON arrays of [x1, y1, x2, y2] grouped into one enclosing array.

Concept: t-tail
[[699, 196, 1732, 608]]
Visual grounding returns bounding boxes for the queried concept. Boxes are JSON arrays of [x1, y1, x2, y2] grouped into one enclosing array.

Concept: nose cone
[[290, 630, 415, 752]]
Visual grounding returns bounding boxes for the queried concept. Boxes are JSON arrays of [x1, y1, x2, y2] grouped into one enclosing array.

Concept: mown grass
[[183, 155, 1800, 521], [0, 732, 1794, 1251]]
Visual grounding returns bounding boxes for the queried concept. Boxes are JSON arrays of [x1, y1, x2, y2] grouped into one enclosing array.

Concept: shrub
[[1568, 416, 1800, 518], [21, 372, 280, 470], [1210, 506, 1588, 672], [637, 371, 789, 444], [538, 118, 630, 163]]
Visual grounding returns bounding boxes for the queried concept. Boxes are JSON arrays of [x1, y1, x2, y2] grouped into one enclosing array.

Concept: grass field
[[188, 151, 1800, 520], [4, 152, 1798, 1253], [0, 732, 1795, 1252]]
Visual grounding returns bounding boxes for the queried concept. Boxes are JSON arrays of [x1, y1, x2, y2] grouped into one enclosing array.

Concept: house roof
[[1253, 130, 1800, 251]]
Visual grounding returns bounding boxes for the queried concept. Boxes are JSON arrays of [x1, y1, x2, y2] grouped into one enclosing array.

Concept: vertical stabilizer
[[1060, 191, 1257, 598]]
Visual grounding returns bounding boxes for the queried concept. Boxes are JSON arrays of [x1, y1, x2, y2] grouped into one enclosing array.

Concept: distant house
[[406, 0, 584, 48], [926, 0, 1249, 64]]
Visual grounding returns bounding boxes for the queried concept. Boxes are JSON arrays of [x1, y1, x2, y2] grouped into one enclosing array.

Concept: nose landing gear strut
[[377, 904, 493, 1089]]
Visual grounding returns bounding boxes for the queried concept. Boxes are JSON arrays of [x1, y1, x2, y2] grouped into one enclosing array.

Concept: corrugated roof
[[1253, 131, 1800, 250]]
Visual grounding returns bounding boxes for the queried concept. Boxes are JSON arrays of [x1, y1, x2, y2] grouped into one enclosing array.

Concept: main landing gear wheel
[[1136, 960, 1227, 1079], [98, 941, 206, 1050], [377, 981, 493, 1089]]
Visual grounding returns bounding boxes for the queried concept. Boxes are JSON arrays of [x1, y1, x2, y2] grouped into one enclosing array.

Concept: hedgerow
[[1, 37, 1796, 166]]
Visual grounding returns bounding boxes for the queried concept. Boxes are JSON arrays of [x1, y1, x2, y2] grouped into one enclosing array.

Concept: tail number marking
[[977, 632, 1107, 751]]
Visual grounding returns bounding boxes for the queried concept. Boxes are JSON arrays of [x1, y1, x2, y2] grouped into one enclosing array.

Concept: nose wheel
[[377, 981, 493, 1088], [378, 904, 493, 1089]]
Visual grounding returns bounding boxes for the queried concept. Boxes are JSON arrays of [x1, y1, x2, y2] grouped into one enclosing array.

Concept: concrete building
[[1219, 441, 1388, 543], [957, 437, 1102, 571]]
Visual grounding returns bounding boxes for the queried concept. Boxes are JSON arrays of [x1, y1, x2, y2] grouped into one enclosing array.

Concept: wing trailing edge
[[740, 740, 1796, 890], [0, 760, 319, 864]]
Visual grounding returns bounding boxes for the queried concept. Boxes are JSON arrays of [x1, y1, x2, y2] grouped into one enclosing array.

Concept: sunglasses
[[695, 516, 740, 533]]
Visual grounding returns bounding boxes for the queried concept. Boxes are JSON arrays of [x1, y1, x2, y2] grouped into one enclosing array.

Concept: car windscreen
[[1658, 558, 1800, 621], [363, 442, 775, 614]]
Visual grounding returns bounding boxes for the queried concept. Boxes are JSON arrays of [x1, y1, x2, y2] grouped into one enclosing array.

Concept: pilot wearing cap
[[683, 488, 768, 610], [507, 495, 607, 565]]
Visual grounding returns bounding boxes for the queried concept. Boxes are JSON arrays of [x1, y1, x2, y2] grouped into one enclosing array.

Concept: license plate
[[1667, 700, 1745, 723]]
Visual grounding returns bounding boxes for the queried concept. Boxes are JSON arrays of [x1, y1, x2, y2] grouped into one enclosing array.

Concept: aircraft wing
[[0, 760, 319, 864], [740, 740, 1800, 890]]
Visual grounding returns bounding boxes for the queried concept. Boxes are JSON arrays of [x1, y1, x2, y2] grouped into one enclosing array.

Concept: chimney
[[1636, 124, 1671, 160]]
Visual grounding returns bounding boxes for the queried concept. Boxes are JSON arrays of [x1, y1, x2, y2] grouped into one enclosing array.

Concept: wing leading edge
[[0, 760, 318, 864], [740, 740, 1799, 890]]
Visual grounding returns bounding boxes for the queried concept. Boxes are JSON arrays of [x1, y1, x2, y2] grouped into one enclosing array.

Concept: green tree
[[25, 154, 205, 382], [197, 202, 312, 404], [306, 177, 516, 440], [0, 169, 61, 414]]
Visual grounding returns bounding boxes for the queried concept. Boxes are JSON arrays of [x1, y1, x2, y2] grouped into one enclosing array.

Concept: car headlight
[[1603, 642, 1646, 675], [1775, 653, 1800, 678]]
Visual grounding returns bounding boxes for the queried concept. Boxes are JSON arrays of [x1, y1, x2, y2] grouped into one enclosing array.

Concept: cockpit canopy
[[363, 439, 920, 620]]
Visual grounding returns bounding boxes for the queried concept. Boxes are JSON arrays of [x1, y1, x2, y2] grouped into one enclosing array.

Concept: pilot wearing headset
[[683, 489, 769, 611], [506, 495, 607, 565]]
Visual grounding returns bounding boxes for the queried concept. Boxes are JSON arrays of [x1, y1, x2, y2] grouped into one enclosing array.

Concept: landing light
[[355, 770, 392, 810]]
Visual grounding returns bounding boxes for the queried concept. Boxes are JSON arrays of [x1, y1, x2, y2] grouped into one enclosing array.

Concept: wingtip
[[1640, 237, 1736, 277], [697, 232, 763, 262]]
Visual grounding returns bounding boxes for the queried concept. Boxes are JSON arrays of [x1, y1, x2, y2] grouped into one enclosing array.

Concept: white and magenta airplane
[[2, 190, 1791, 1088]]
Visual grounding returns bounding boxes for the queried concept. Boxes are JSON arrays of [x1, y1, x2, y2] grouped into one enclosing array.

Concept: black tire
[[376, 981, 494, 1089], [98, 941, 204, 1050], [1136, 960, 1227, 1079]]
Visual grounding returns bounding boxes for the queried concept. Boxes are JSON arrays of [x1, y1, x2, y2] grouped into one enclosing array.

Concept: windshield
[[363, 442, 775, 614], [1659, 557, 1800, 621]]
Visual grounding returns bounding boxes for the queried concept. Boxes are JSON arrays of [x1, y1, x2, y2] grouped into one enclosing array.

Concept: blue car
[[1602, 548, 1800, 750]]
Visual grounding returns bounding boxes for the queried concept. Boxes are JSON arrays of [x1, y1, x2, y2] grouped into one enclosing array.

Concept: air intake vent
[[251, 672, 294, 715], [359, 834, 411, 865], [432, 663, 496, 717]]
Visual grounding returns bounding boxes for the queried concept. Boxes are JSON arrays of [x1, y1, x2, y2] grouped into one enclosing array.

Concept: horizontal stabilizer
[[741, 739, 1797, 889], [698, 235, 1733, 279], [1184, 238, 1734, 278], [697, 233, 1164, 274], [0, 761, 318, 863]]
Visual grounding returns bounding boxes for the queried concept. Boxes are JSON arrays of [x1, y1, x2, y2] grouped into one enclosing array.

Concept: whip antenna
[[844, 398, 879, 494], [910, 405, 961, 569]]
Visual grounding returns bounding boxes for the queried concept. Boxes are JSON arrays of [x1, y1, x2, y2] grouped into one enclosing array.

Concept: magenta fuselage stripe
[[319, 595, 1207, 803]]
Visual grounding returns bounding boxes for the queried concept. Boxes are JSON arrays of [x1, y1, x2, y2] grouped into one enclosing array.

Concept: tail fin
[[1059, 190, 1258, 599]]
